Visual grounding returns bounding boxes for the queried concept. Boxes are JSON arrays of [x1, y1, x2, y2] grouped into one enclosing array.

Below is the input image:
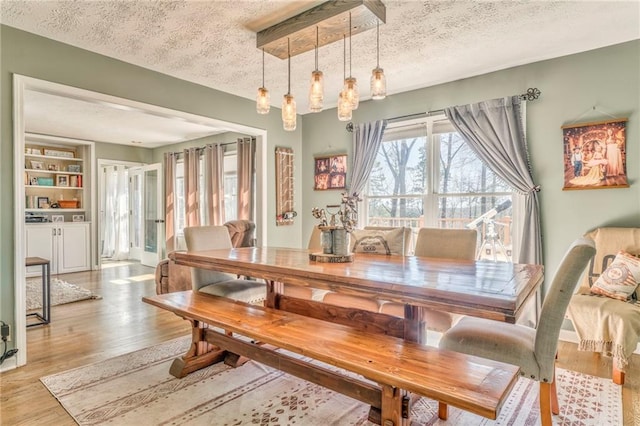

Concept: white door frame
[[136, 163, 164, 267], [12, 74, 267, 369]]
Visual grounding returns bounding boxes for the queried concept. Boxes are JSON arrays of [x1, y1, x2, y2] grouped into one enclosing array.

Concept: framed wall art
[[275, 146, 295, 226], [314, 154, 347, 190], [562, 118, 629, 190]]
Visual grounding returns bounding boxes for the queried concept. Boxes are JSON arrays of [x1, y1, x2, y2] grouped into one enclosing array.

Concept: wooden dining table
[[173, 247, 544, 344]]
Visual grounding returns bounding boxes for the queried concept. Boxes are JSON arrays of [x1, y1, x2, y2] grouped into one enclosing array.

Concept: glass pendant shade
[[370, 67, 386, 100], [256, 87, 270, 114], [337, 90, 352, 121], [282, 94, 296, 131], [343, 77, 359, 110], [308, 70, 324, 113]]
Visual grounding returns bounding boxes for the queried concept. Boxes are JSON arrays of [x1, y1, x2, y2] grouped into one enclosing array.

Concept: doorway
[[13, 75, 268, 368], [99, 161, 163, 268]]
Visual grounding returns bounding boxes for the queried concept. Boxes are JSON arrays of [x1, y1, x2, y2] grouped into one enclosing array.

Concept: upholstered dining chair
[[439, 237, 596, 426], [379, 227, 478, 333], [184, 225, 265, 304]]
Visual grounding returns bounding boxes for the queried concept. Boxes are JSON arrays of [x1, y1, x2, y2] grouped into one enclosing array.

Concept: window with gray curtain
[[363, 116, 514, 261]]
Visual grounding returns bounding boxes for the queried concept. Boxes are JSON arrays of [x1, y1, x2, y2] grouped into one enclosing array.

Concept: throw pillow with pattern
[[590, 250, 640, 301]]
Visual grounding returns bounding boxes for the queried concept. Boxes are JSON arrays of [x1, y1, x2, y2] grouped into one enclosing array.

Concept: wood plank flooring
[[0, 261, 638, 425]]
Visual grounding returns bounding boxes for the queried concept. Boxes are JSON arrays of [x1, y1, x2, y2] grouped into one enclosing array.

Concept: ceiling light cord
[[376, 21, 380, 68], [315, 26, 319, 71], [349, 12, 352, 78], [287, 38, 291, 95], [262, 48, 265, 87]]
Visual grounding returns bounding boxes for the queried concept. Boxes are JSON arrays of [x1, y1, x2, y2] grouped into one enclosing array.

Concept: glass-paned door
[[139, 163, 163, 267]]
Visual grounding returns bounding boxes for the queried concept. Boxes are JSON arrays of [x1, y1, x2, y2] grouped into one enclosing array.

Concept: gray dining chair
[[184, 225, 265, 304], [380, 227, 478, 333], [438, 237, 596, 426]]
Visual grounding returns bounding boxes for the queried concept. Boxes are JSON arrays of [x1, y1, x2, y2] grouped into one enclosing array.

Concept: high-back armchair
[[566, 227, 640, 385]]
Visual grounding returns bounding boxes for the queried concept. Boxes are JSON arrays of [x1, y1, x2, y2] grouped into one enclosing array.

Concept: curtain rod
[[171, 139, 244, 156], [346, 87, 541, 132]]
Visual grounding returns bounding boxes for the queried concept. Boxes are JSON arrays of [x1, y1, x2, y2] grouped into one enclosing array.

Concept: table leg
[[44, 262, 51, 324], [403, 304, 425, 344], [169, 318, 227, 378], [265, 280, 284, 309]]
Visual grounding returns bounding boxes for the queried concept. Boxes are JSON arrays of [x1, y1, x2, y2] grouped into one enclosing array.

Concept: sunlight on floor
[[101, 261, 135, 269], [110, 274, 155, 285]]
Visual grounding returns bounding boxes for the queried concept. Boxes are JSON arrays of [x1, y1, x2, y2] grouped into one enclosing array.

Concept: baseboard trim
[[559, 329, 640, 354], [0, 357, 18, 373]]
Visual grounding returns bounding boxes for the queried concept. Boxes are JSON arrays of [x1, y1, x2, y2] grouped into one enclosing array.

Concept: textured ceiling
[[2, 1, 639, 142]]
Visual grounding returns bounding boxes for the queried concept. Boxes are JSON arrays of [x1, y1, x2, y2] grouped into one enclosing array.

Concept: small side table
[[26, 256, 51, 327]]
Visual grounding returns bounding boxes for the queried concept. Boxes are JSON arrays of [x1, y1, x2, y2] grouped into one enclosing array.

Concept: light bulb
[[370, 67, 386, 100], [282, 94, 296, 131], [343, 77, 359, 110], [256, 87, 270, 114], [337, 90, 352, 121], [308, 70, 324, 113]]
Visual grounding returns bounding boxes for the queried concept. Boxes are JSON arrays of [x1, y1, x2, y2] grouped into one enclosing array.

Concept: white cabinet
[[26, 223, 90, 276]]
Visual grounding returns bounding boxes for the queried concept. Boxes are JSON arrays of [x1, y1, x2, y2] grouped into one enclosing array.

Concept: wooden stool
[[26, 256, 51, 326]]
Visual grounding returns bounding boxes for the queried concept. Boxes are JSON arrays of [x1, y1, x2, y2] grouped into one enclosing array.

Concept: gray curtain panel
[[445, 96, 542, 265], [204, 143, 225, 226], [184, 147, 201, 227], [163, 152, 177, 254], [237, 137, 256, 221], [349, 120, 387, 197]]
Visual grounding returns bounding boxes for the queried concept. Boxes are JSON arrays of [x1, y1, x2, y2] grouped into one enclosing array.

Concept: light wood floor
[[1, 262, 638, 425]]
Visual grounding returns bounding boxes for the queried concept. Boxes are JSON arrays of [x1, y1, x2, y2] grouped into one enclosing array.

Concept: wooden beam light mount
[[257, 0, 386, 60]]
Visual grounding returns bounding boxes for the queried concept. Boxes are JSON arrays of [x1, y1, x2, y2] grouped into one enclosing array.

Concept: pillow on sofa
[[590, 250, 640, 301], [351, 228, 406, 255]]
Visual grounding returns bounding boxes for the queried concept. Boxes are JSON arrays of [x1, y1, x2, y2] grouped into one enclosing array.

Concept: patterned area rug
[[26, 277, 101, 310], [41, 336, 622, 425]]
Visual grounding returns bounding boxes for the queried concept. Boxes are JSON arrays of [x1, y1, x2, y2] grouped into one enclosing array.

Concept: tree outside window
[[364, 117, 513, 260]]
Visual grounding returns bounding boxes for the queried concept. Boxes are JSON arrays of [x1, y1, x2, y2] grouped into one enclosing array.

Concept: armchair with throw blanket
[[566, 227, 640, 385]]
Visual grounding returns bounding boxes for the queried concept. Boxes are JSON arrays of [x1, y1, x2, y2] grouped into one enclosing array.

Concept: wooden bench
[[143, 290, 519, 426]]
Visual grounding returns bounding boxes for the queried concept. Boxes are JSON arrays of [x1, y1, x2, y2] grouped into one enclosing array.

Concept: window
[[364, 116, 513, 260], [174, 151, 238, 236]]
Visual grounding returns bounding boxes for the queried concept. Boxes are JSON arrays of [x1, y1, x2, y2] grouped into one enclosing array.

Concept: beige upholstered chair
[[413, 227, 478, 260], [320, 226, 412, 310], [184, 225, 265, 304], [567, 227, 640, 385], [282, 226, 327, 300], [379, 227, 478, 332], [439, 237, 596, 426]]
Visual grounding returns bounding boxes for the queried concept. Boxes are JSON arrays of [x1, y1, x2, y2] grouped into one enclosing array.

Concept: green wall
[[0, 26, 303, 346], [301, 40, 640, 294], [95, 141, 153, 164], [1, 23, 638, 354]]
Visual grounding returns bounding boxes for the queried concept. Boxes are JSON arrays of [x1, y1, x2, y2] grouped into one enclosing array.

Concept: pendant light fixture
[[343, 12, 359, 110], [370, 20, 386, 100], [256, 49, 270, 114], [308, 26, 324, 113], [337, 35, 352, 121], [282, 38, 297, 131]]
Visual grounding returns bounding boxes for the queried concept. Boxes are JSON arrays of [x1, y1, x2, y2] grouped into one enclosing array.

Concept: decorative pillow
[[590, 250, 640, 301], [351, 228, 406, 256]]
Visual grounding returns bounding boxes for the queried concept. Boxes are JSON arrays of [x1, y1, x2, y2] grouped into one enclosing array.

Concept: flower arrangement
[[311, 192, 361, 233]]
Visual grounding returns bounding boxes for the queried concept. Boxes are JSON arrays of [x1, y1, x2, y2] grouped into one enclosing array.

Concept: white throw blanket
[[566, 227, 640, 372], [567, 292, 640, 371]]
